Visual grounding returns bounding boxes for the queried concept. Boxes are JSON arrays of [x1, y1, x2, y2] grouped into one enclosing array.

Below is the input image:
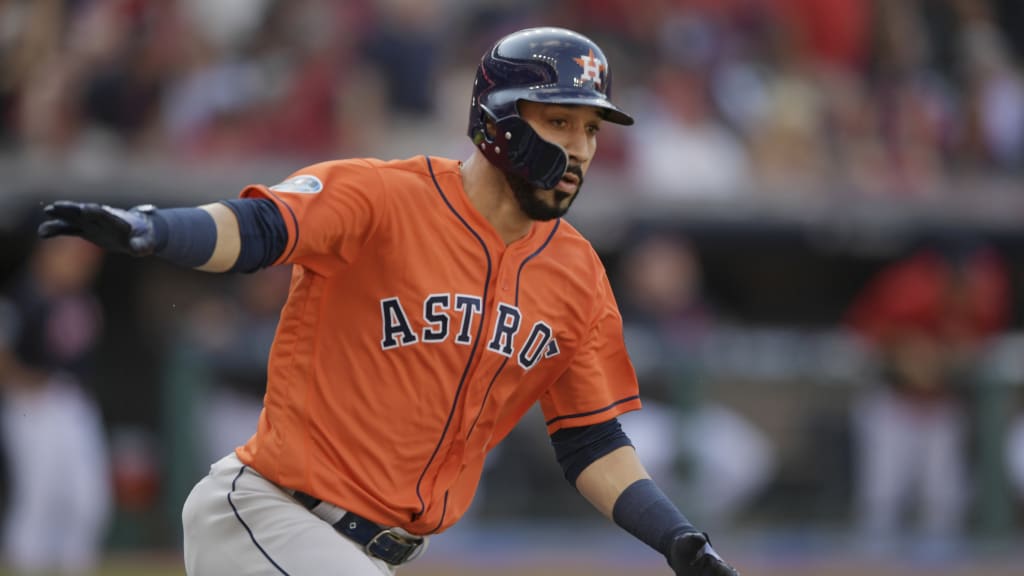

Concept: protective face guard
[[475, 112, 569, 191]]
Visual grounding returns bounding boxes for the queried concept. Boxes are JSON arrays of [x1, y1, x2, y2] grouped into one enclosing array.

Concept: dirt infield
[[408, 563, 1022, 576], [23, 552, 1019, 576]]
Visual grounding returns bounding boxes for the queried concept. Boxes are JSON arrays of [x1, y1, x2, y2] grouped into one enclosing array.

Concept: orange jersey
[[235, 155, 640, 534]]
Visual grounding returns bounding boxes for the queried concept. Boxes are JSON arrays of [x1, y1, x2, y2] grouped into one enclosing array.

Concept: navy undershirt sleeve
[[220, 199, 288, 273], [550, 418, 633, 485]]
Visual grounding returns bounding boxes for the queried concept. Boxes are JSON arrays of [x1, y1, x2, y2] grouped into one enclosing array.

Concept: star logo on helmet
[[573, 49, 605, 87]]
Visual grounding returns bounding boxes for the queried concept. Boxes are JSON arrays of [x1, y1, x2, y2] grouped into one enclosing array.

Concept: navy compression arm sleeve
[[613, 479, 697, 557], [550, 418, 633, 485], [554, 421, 699, 557], [220, 199, 288, 272], [149, 199, 286, 271], [151, 208, 217, 268]]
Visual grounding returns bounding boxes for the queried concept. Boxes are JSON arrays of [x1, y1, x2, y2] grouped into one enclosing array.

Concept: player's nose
[[563, 129, 592, 165]]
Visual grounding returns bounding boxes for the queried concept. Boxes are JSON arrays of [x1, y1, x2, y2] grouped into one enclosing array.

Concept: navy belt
[[291, 490, 424, 565]]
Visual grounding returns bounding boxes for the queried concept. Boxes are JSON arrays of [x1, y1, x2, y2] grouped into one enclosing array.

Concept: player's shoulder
[[553, 219, 596, 250], [357, 155, 459, 178], [295, 155, 451, 179], [549, 219, 606, 272], [275, 156, 452, 196]]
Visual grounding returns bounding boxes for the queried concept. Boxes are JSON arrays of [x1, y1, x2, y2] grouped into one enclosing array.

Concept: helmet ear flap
[[483, 115, 498, 141], [470, 104, 498, 145]]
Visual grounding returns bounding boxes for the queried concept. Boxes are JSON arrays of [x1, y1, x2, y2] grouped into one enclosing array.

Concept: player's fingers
[[37, 219, 83, 238], [91, 205, 132, 231], [43, 200, 92, 220]]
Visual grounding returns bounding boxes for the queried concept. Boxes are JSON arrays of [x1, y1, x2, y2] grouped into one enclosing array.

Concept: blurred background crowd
[[1, 0, 1024, 574], [1, 0, 1022, 194]]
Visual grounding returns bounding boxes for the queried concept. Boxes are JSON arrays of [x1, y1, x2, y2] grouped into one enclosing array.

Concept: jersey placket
[[460, 245, 521, 439], [418, 236, 538, 532], [408, 176, 495, 530]]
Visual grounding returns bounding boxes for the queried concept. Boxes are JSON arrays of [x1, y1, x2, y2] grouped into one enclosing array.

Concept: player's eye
[[586, 123, 601, 135], [549, 118, 569, 129]]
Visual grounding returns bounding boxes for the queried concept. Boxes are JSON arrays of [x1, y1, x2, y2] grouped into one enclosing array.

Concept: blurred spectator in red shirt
[[846, 240, 1010, 556], [770, 0, 871, 73]]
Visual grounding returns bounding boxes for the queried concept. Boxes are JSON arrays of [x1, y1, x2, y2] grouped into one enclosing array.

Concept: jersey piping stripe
[[544, 395, 641, 426], [465, 219, 561, 439], [228, 466, 291, 575], [416, 156, 491, 527], [265, 189, 301, 263], [465, 358, 508, 439], [425, 489, 450, 534]]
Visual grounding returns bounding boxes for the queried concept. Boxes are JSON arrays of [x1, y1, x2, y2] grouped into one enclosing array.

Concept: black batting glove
[[38, 201, 159, 256], [668, 532, 740, 576]]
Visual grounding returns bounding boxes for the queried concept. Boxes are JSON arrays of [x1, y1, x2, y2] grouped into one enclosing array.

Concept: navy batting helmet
[[468, 27, 634, 190]]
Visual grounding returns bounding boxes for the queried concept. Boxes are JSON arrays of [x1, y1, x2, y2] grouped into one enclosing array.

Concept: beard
[[507, 164, 584, 221]]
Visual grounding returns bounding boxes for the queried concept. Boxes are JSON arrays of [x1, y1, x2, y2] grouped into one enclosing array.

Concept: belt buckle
[[365, 529, 424, 565]]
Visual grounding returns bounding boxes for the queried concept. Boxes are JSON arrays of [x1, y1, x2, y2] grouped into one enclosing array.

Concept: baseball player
[[37, 27, 740, 576]]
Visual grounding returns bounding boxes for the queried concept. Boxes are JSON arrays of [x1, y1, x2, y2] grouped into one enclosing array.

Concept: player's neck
[[460, 153, 533, 245]]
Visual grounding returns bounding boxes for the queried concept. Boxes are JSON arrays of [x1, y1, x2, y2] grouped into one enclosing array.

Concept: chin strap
[[475, 114, 568, 190]]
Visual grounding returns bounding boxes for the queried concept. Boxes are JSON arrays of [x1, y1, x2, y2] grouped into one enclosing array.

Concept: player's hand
[[668, 532, 740, 576], [38, 201, 158, 256]]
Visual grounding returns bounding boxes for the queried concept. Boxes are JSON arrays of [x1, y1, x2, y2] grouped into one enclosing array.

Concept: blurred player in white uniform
[[0, 237, 112, 573]]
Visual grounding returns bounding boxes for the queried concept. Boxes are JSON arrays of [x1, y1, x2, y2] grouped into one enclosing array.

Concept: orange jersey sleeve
[[540, 256, 641, 434], [238, 159, 385, 276]]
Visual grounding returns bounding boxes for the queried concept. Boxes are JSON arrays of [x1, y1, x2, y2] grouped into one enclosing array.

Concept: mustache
[[565, 164, 584, 186], [553, 165, 584, 201]]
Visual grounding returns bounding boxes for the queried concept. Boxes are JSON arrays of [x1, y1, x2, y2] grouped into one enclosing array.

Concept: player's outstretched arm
[[574, 445, 740, 576], [38, 200, 281, 273]]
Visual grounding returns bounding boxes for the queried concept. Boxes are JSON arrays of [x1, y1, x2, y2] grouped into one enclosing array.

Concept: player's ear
[[485, 118, 497, 139]]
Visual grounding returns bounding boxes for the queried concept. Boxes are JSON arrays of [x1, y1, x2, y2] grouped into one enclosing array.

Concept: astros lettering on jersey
[[236, 155, 641, 535]]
